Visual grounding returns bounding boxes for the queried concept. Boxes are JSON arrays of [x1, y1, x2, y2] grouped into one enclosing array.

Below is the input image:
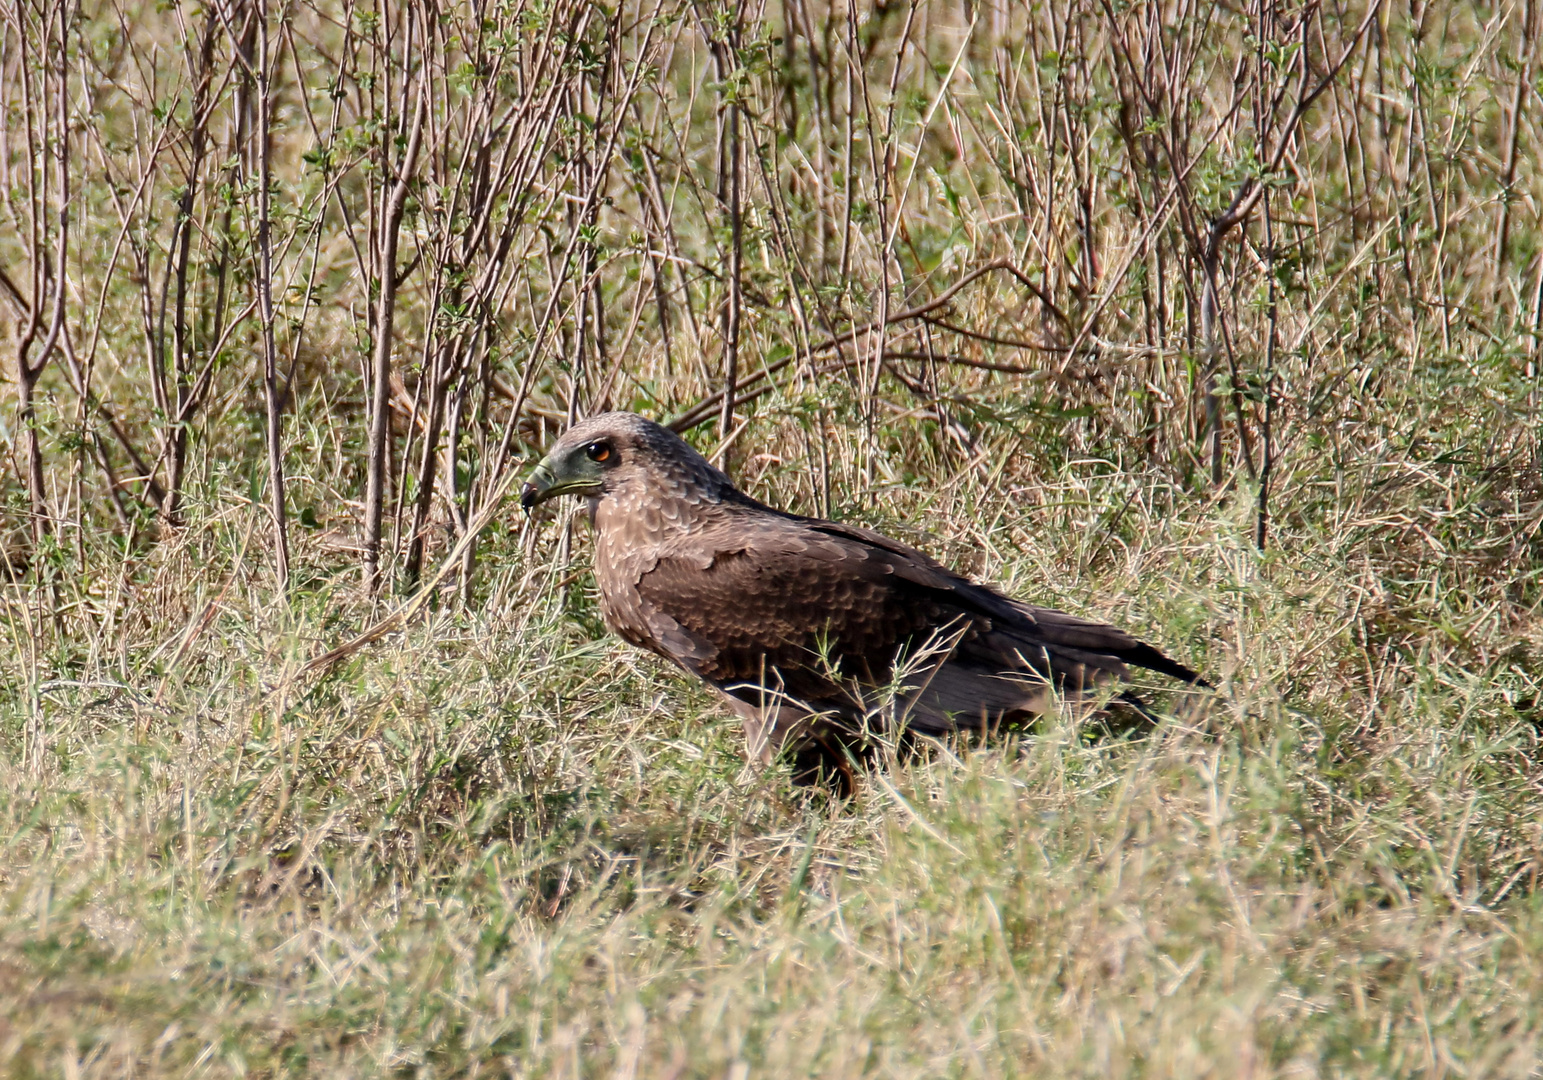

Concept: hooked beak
[[519, 457, 602, 512], [519, 462, 557, 512]]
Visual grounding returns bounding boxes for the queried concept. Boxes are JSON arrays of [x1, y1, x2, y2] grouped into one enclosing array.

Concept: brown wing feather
[[791, 512, 1205, 684], [624, 504, 1201, 734], [631, 517, 942, 711]]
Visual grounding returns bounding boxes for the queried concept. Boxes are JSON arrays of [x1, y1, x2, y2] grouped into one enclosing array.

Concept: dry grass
[[3, 0, 1543, 1075]]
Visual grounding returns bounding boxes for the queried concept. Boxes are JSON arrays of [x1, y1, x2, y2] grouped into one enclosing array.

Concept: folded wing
[[628, 503, 1203, 736]]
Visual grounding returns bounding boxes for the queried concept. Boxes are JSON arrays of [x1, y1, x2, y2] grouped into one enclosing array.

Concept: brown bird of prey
[[521, 412, 1206, 766]]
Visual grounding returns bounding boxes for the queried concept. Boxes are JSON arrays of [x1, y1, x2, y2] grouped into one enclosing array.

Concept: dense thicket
[[2, 1, 1541, 1075], [3, 0, 1536, 590]]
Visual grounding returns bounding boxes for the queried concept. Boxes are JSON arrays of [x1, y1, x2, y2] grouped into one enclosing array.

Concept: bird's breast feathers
[[587, 492, 731, 657]]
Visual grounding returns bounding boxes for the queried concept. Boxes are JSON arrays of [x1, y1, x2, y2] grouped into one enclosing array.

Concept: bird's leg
[[738, 659, 781, 767], [824, 736, 858, 797], [787, 733, 859, 797], [718, 689, 811, 767], [741, 711, 776, 767]]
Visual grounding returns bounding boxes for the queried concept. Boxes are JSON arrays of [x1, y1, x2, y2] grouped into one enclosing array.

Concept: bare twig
[[362, 64, 427, 595]]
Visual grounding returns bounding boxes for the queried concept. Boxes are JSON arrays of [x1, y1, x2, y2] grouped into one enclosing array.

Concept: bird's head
[[520, 412, 728, 512]]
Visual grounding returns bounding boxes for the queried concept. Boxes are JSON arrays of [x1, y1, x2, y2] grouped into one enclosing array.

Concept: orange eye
[[585, 441, 612, 463]]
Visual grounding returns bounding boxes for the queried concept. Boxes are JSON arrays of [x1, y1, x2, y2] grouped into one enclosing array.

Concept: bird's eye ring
[[585, 441, 612, 463]]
